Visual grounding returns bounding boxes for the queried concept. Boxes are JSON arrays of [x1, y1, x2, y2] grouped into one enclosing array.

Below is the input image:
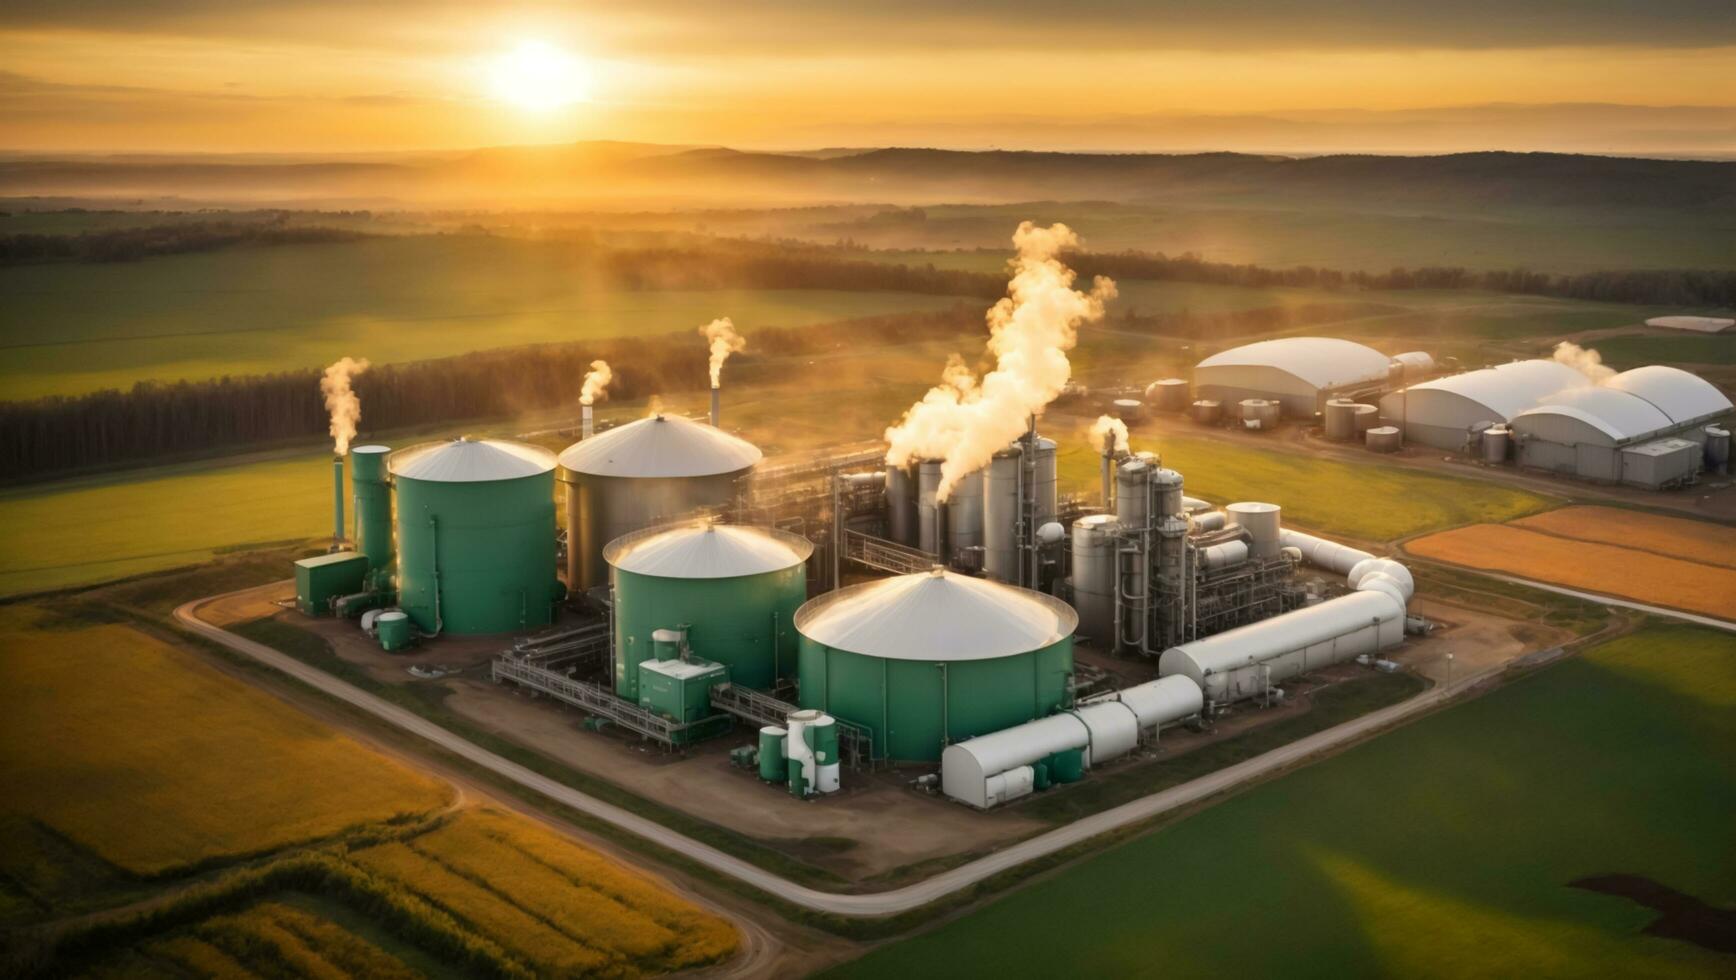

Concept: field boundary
[[177, 588, 1498, 919]]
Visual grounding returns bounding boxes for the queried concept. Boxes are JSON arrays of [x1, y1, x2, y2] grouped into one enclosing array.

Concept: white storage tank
[[1225, 502, 1282, 559], [1146, 378, 1191, 412], [1705, 424, 1731, 474], [1324, 398, 1358, 442], [1112, 398, 1145, 422], [1352, 404, 1380, 433], [1239, 399, 1279, 430], [1366, 426, 1403, 453], [1482, 424, 1511, 463], [1191, 399, 1222, 425]]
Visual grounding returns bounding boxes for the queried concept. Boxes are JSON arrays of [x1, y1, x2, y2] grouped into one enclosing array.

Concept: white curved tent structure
[[1194, 338, 1394, 418], [1606, 366, 1733, 430], [1510, 380, 1724, 487], [1377, 360, 1586, 450]]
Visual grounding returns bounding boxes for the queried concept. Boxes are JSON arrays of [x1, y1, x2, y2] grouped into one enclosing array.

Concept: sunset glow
[[486, 41, 590, 112]]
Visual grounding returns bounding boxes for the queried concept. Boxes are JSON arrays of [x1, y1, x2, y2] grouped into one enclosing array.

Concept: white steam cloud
[[580, 359, 613, 406], [320, 356, 370, 455], [1552, 341, 1616, 384], [700, 317, 745, 388], [884, 222, 1116, 500], [1089, 415, 1129, 454]]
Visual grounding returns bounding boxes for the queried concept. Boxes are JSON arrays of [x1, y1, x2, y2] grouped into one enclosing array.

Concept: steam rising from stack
[[884, 222, 1116, 501], [320, 356, 370, 455], [1088, 415, 1130, 454], [700, 317, 745, 388], [1552, 341, 1615, 384], [579, 359, 613, 406]]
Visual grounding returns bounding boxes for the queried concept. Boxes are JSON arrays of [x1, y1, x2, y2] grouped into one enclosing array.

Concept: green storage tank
[[349, 445, 394, 572], [388, 438, 560, 636], [796, 568, 1076, 763], [1049, 748, 1085, 784], [376, 610, 414, 651], [605, 523, 812, 700], [637, 657, 729, 724], [758, 726, 786, 782], [294, 551, 369, 616]]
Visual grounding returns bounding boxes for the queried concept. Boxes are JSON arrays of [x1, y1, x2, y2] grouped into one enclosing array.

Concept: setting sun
[[486, 41, 590, 112]]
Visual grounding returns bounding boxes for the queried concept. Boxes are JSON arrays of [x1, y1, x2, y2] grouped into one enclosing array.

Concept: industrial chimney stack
[[710, 385, 721, 428], [581, 403, 594, 439], [330, 456, 346, 552]]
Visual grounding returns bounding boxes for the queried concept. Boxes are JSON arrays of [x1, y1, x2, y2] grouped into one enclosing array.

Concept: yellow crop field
[[1512, 505, 1736, 570], [0, 607, 450, 876], [352, 808, 737, 976], [165, 901, 419, 980], [1406, 524, 1736, 620]]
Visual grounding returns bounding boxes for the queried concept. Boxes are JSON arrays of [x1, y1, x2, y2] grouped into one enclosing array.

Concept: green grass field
[[0, 235, 970, 400], [1056, 427, 1557, 542], [1586, 333, 1736, 368], [829, 623, 1736, 978]]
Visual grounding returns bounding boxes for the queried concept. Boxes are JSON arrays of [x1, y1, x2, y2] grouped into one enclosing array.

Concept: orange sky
[[2, 2, 1733, 154]]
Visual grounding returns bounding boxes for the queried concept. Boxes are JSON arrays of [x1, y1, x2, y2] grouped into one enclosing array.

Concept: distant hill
[[2, 142, 1732, 214]]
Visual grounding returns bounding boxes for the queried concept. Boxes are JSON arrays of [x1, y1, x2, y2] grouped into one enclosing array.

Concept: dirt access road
[[178, 587, 1530, 919]]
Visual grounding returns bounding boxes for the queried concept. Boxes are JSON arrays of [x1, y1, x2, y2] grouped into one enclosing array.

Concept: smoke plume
[[1552, 341, 1615, 384], [884, 222, 1116, 500], [580, 359, 613, 406], [320, 356, 370, 455], [699, 317, 746, 388], [1089, 415, 1129, 454]]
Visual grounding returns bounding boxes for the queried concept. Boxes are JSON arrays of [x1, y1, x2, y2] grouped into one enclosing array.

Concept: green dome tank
[[389, 438, 560, 636], [795, 568, 1076, 762], [604, 523, 812, 700]]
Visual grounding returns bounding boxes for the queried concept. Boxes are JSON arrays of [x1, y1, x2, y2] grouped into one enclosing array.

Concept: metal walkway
[[843, 529, 937, 575], [505, 622, 610, 669], [492, 657, 698, 746], [709, 682, 876, 768]]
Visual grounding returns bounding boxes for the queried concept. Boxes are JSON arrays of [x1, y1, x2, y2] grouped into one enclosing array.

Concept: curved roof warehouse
[[1194, 337, 1395, 418]]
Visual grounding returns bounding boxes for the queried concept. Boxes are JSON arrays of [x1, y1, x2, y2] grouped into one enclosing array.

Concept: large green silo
[[389, 438, 560, 635], [349, 445, 394, 571], [605, 523, 812, 700], [795, 568, 1076, 763]]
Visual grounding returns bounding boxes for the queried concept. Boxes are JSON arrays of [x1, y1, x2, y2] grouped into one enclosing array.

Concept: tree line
[[0, 222, 367, 264]]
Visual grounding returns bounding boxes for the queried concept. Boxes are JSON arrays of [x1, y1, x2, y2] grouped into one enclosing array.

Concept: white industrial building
[[1193, 338, 1399, 418], [1377, 360, 1588, 451]]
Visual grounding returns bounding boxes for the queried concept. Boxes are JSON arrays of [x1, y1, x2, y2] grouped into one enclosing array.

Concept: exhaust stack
[[710, 385, 721, 428], [581, 403, 594, 439], [331, 456, 345, 552]]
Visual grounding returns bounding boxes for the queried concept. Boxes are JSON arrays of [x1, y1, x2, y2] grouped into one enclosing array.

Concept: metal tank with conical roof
[[795, 568, 1076, 762], [604, 522, 812, 700], [389, 437, 560, 636], [558, 414, 763, 593]]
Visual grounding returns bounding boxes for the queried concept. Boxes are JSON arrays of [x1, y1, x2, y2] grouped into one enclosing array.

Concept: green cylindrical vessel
[[349, 445, 394, 571], [605, 523, 812, 701], [796, 569, 1076, 763], [376, 610, 414, 652], [758, 726, 786, 782], [1049, 748, 1085, 784], [786, 758, 807, 798], [389, 438, 559, 636], [1033, 761, 1051, 791]]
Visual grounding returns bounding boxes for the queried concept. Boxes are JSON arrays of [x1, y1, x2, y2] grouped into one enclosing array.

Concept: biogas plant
[[290, 226, 1726, 815]]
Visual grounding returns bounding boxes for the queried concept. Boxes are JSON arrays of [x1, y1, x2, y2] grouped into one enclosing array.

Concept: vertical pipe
[[1100, 450, 1113, 511], [331, 456, 345, 550], [710, 385, 721, 427], [581, 403, 594, 439], [831, 470, 842, 592]]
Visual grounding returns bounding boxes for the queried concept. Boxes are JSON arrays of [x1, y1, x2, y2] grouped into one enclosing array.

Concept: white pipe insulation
[[1158, 530, 1412, 704], [941, 676, 1203, 809]]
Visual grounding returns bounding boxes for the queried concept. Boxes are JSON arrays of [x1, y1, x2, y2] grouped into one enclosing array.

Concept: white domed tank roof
[[1605, 365, 1732, 425], [604, 523, 813, 579], [389, 438, 556, 482], [559, 413, 763, 479], [795, 568, 1076, 662]]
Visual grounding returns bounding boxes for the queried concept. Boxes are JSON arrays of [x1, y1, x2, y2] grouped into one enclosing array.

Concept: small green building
[[638, 657, 729, 725], [294, 552, 369, 616]]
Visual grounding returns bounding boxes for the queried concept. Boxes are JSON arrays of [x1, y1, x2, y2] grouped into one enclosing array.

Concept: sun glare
[[487, 41, 589, 112]]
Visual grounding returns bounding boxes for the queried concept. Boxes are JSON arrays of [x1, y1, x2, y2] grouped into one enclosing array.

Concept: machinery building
[[1193, 338, 1403, 418]]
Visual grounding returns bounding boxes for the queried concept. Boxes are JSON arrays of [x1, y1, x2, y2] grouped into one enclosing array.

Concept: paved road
[[1477, 573, 1736, 633], [177, 589, 1491, 917]]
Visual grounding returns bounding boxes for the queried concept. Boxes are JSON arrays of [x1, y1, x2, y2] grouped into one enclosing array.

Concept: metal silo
[[947, 468, 985, 557], [795, 568, 1076, 762], [1225, 502, 1282, 558], [1070, 514, 1120, 644], [885, 463, 917, 546], [604, 523, 811, 700], [916, 459, 945, 556], [983, 446, 1022, 582], [349, 445, 394, 572], [1031, 436, 1058, 525], [389, 438, 560, 636], [558, 414, 763, 593]]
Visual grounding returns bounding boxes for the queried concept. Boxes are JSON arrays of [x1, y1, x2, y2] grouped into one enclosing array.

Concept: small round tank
[[1191, 399, 1222, 425], [758, 726, 786, 782], [558, 414, 762, 593], [1112, 398, 1145, 422], [1323, 399, 1357, 442], [1226, 502, 1282, 559], [376, 610, 413, 651], [1482, 424, 1511, 463], [1352, 404, 1380, 433], [390, 438, 559, 635], [1145, 378, 1190, 412], [1703, 424, 1730, 474], [1366, 425, 1403, 453]]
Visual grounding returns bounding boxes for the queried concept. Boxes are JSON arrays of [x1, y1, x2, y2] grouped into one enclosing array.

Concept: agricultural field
[[1055, 425, 1558, 542], [829, 623, 1736, 978], [1407, 518, 1736, 620], [1582, 333, 1736, 369], [0, 598, 737, 976], [0, 603, 450, 880], [0, 234, 972, 400], [1511, 506, 1736, 570]]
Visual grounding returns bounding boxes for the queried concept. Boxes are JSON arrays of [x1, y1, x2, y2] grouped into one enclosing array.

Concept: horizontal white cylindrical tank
[[1392, 351, 1435, 378], [1199, 539, 1249, 570], [1073, 701, 1140, 765], [983, 766, 1035, 808], [1158, 589, 1405, 703], [1191, 510, 1226, 532], [1226, 502, 1282, 558], [1087, 675, 1205, 729], [1278, 529, 1374, 575]]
